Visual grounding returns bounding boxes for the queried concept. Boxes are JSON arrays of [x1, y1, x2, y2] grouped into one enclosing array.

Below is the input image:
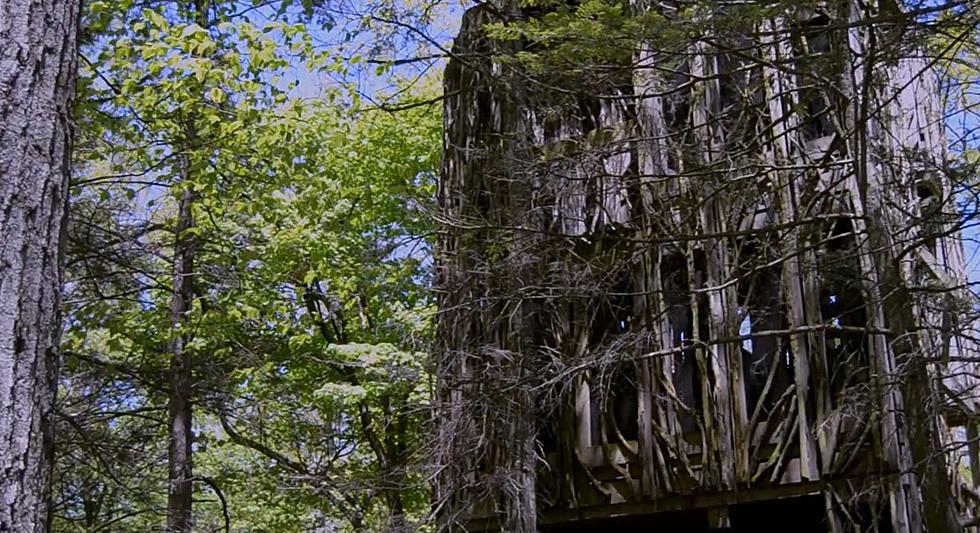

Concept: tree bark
[[167, 3, 209, 528], [167, 174, 196, 533], [0, 0, 80, 530]]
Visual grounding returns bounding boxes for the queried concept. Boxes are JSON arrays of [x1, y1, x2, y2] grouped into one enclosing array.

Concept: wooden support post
[[968, 423, 980, 489], [759, 16, 821, 483], [707, 506, 731, 530]]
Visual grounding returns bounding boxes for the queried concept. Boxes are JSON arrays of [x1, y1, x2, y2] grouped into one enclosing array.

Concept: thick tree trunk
[[0, 0, 79, 531], [167, 180, 196, 533]]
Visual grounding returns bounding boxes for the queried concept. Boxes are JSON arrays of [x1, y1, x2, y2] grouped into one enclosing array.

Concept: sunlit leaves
[[64, 0, 442, 528]]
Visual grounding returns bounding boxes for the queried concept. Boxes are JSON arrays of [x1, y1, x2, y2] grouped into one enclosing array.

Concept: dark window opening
[[589, 365, 640, 445], [717, 49, 766, 155], [821, 290, 869, 396], [820, 215, 870, 398], [665, 60, 693, 174], [916, 172, 941, 252], [588, 261, 634, 344], [792, 12, 839, 141], [801, 91, 835, 141], [578, 97, 603, 133], [916, 179, 938, 202], [537, 407, 560, 454], [692, 249, 711, 343], [826, 214, 855, 252], [737, 259, 794, 417], [661, 252, 703, 432], [586, 259, 639, 446]]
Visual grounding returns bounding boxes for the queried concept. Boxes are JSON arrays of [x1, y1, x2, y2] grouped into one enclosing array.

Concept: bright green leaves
[[207, 86, 225, 103], [81, 2, 333, 174], [66, 0, 444, 529], [143, 8, 168, 31], [319, 344, 426, 389], [484, 0, 651, 68], [316, 381, 368, 400], [483, 0, 780, 74]]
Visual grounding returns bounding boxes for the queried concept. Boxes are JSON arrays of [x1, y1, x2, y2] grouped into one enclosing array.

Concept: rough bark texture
[[0, 0, 79, 529], [167, 4, 209, 528], [167, 182, 196, 533]]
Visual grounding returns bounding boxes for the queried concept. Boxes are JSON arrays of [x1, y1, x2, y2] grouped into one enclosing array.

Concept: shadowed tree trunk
[[167, 179, 196, 533], [167, 3, 208, 530], [0, 0, 80, 530]]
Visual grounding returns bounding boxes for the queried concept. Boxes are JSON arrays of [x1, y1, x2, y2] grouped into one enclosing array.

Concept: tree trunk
[[167, 177, 196, 533], [167, 3, 209, 527], [0, 0, 80, 530]]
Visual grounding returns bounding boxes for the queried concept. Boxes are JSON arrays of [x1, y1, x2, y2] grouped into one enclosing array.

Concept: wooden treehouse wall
[[436, 1, 980, 531]]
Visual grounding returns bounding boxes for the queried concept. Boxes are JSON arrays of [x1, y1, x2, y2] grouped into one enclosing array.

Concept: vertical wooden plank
[[686, 241, 720, 487], [759, 16, 821, 483], [840, 1, 921, 530], [633, 39, 685, 493], [636, 359, 657, 496], [968, 424, 980, 489], [689, 36, 745, 489]]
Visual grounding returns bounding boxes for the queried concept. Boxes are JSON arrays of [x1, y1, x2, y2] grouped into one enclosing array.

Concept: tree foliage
[[56, 0, 441, 529]]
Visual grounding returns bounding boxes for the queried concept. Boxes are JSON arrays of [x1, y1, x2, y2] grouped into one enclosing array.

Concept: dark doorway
[[728, 495, 826, 533]]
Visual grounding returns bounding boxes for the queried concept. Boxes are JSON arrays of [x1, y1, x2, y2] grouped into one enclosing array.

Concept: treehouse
[[436, 1, 980, 531]]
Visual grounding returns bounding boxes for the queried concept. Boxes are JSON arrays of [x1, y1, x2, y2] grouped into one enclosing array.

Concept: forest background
[[22, 0, 980, 530], [58, 0, 453, 530]]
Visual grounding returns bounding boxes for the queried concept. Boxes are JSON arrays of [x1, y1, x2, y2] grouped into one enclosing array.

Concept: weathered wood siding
[[437, 2, 978, 531]]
